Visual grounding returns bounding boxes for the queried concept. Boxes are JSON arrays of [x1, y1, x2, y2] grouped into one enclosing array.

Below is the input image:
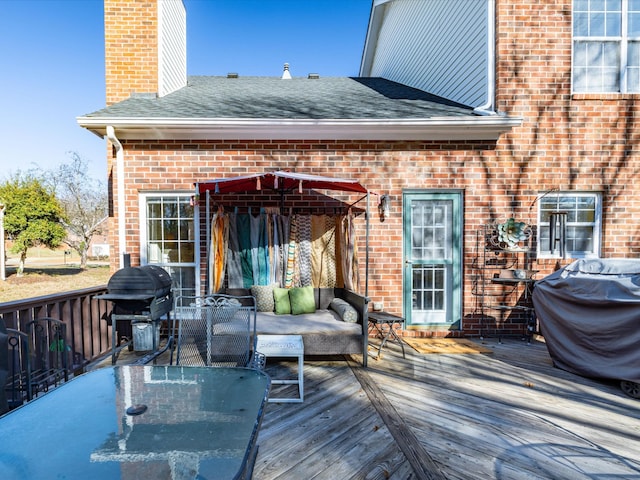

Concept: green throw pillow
[[251, 284, 276, 312], [274, 287, 292, 314], [289, 286, 316, 315]]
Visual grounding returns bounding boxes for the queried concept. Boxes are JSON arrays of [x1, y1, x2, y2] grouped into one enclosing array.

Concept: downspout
[[473, 0, 496, 115], [106, 126, 127, 269]]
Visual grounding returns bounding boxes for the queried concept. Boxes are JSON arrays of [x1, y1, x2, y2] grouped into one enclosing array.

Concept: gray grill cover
[[532, 258, 640, 383]]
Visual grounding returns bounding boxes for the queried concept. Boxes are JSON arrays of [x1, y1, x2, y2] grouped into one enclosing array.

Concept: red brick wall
[[496, 0, 640, 257], [108, 140, 511, 335], [104, 0, 161, 268], [104, 1, 640, 336], [104, 0, 159, 105]]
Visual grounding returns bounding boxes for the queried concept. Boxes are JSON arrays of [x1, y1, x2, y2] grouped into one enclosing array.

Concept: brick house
[[78, 0, 640, 338]]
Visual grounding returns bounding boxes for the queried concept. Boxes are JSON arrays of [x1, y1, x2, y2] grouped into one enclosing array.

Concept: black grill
[[97, 265, 173, 320]]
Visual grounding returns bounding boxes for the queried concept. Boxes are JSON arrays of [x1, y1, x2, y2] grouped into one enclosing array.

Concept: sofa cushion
[[329, 298, 358, 323], [289, 286, 316, 315], [251, 284, 276, 312], [274, 287, 292, 314], [255, 310, 360, 335]]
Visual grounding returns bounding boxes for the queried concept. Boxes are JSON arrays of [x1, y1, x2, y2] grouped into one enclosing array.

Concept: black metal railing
[[1, 286, 113, 410]]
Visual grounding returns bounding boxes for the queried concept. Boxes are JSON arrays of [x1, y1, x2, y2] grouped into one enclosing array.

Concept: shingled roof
[[77, 76, 521, 141]]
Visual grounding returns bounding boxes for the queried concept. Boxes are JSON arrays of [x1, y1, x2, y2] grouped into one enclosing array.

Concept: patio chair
[[27, 318, 70, 396], [0, 318, 8, 414], [4, 328, 31, 411], [173, 294, 259, 368]]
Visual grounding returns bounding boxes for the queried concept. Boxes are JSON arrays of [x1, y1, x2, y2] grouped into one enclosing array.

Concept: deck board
[[254, 337, 640, 479], [360, 338, 640, 480]]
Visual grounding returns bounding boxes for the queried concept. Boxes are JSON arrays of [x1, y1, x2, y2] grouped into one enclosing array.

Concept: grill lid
[[97, 265, 173, 318], [106, 265, 172, 298]]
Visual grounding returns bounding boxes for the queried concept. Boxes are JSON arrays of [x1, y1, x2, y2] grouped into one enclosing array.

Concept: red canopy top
[[196, 171, 368, 195]]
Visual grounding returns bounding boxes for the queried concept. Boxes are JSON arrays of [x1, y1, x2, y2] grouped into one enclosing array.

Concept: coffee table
[[256, 334, 304, 402]]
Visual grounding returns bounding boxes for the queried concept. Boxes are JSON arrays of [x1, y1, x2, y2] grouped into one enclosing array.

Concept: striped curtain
[[208, 207, 229, 293], [212, 211, 359, 291], [339, 213, 360, 292]]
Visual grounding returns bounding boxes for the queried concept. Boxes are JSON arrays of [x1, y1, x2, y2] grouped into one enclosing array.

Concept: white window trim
[[139, 191, 200, 295], [572, 0, 640, 93], [536, 191, 602, 259]]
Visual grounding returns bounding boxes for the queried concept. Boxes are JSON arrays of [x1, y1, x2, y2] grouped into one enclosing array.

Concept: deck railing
[[1, 285, 113, 374]]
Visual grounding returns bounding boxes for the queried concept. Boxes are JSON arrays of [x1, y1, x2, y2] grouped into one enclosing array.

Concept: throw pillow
[[274, 287, 292, 315], [251, 284, 276, 312], [289, 286, 316, 315], [329, 298, 358, 323]]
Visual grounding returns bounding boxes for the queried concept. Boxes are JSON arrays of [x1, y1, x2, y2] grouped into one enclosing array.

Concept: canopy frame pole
[[193, 184, 202, 296], [205, 189, 211, 293], [365, 191, 370, 298]]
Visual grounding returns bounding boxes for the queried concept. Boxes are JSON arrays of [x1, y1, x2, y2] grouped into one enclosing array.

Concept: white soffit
[[77, 116, 522, 141]]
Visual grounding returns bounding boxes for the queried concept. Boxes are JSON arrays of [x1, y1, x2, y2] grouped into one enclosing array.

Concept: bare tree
[[51, 153, 108, 269]]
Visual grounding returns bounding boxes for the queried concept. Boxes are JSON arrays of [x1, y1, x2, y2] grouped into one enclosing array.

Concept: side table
[[368, 311, 406, 359], [256, 334, 304, 403]]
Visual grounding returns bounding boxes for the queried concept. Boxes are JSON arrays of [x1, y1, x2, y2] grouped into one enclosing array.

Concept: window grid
[[412, 265, 446, 312], [573, 0, 640, 92], [410, 202, 451, 261], [537, 192, 601, 258], [142, 194, 196, 298]]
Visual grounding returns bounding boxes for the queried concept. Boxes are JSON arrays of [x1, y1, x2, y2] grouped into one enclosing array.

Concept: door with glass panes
[[403, 192, 462, 328]]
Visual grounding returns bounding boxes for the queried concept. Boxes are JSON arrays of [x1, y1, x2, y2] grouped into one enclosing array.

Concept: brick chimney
[[104, 0, 186, 105]]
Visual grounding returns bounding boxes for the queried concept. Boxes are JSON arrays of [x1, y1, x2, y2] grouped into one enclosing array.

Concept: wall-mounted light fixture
[[378, 194, 390, 221]]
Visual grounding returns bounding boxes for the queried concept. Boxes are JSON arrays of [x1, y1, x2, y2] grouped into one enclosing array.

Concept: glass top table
[[0, 365, 270, 480]]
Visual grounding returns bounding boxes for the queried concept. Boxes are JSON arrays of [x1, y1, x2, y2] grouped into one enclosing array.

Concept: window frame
[[572, 0, 640, 93], [536, 191, 602, 259], [139, 192, 197, 298]]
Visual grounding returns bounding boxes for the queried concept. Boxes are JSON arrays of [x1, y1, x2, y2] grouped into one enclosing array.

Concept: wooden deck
[[253, 337, 640, 480], [110, 335, 640, 479]]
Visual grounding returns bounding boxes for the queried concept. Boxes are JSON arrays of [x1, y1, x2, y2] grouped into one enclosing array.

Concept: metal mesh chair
[[5, 328, 31, 410], [27, 318, 70, 395], [2, 318, 71, 412], [0, 319, 9, 414], [173, 294, 257, 367]]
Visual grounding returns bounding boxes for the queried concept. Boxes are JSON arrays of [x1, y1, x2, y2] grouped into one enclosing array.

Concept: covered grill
[[96, 265, 173, 358], [99, 265, 173, 319], [532, 258, 640, 399]]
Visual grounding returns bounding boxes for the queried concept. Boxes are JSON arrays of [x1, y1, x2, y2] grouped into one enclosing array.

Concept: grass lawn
[[0, 248, 111, 303]]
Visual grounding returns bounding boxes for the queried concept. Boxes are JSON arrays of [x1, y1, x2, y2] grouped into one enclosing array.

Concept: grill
[[99, 265, 173, 319], [96, 265, 173, 356]]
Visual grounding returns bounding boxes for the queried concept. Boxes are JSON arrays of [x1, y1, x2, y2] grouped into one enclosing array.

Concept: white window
[[537, 192, 602, 258], [140, 193, 196, 298], [573, 0, 640, 92]]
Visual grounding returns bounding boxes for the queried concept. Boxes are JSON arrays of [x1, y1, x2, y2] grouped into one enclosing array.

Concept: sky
[[0, 0, 372, 181]]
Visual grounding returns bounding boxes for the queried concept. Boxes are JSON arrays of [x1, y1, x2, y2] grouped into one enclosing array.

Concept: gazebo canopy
[[196, 170, 368, 195], [195, 170, 371, 296]]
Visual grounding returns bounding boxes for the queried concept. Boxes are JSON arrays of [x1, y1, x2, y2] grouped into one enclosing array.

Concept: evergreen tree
[[0, 172, 66, 275]]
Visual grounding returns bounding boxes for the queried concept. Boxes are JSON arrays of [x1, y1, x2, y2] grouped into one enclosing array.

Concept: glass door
[[403, 192, 462, 328]]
